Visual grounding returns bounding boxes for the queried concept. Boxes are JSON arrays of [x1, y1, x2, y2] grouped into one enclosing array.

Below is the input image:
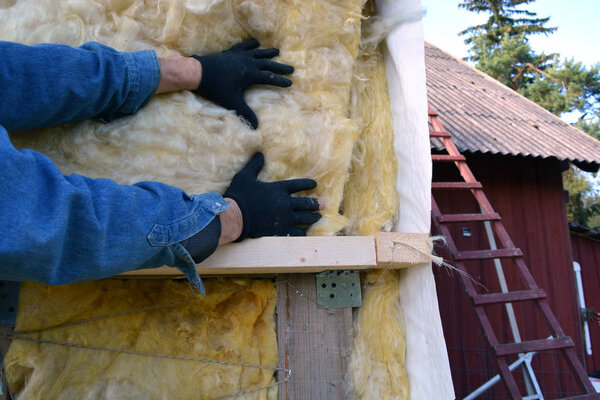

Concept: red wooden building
[[570, 224, 600, 375], [425, 42, 600, 399]]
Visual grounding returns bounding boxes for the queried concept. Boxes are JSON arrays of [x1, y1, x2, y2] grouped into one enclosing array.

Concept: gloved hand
[[191, 39, 294, 129], [224, 153, 321, 241]]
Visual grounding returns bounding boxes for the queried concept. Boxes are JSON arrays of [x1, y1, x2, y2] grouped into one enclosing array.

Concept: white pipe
[[482, 220, 523, 343], [482, 218, 537, 396], [463, 351, 537, 400], [573, 261, 592, 355]]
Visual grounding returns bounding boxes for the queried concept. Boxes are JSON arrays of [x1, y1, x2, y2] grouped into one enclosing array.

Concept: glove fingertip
[[237, 103, 259, 129], [243, 152, 265, 178], [305, 179, 318, 190], [280, 77, 293, 88], [234, 38, 260, 51]]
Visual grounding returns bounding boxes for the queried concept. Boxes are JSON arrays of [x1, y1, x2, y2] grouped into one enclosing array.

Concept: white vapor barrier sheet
[[376, 0, 455, 398]]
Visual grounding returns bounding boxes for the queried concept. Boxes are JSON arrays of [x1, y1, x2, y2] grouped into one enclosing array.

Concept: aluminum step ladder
[[428, 106, 598, 399]]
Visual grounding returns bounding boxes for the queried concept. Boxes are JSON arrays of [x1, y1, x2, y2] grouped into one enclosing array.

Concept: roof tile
[[426, 42, 600, 171]]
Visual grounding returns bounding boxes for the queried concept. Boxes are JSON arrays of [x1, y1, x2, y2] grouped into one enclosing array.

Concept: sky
[[421, 0, 600, 68]]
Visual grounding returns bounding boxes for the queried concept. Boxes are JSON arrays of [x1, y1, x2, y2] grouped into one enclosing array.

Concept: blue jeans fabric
[[0, 41, 229, 295]]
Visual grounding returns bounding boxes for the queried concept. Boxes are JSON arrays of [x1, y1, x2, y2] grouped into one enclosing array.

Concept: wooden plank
[[561, 348, 600, 395], [431, 155, 466, 162], [472, 288, 546, 305], [125, 236, 376, 276], [494, 336, 574, 357], [561, 395, 600, 400], [431, 182, 482, 190], [374, 232, 431, 268], [496, 357, 522, 400], [277, 275, 353, 400], [438, 212, 500, 223], [429, 130, 451, 138], [455, 248, 523, 261], [122, 233, 430, 277]]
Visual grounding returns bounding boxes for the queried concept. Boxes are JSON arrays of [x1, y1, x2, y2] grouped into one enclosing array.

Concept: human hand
[[191, 39, 294, 129], [218, 198, 243, 244], [224, 153, 321, 241]]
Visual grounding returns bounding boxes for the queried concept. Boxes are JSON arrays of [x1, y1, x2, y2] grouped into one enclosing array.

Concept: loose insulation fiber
[[344, 23, 407, 399], [1, 0, 409, 398]]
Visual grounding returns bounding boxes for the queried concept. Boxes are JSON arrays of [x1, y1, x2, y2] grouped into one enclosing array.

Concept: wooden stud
[[121, 233, 431, 277], [277, 275, 353, 400]]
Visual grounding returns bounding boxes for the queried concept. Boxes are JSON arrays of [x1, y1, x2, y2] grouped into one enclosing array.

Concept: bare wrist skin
[[156, 56, 202, 94], [219, 198, 243, 244]]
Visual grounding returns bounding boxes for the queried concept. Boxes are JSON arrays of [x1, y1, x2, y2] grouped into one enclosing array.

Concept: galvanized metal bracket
[[315, 270, 361, 309], [0, 281, 20, 327]]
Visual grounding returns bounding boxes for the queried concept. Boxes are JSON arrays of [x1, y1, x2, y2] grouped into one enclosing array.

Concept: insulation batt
[[1, 0, 365, 235], [6, 279, 278, 400], [344, 19, 407, 399], [1, 0, 406, 398]]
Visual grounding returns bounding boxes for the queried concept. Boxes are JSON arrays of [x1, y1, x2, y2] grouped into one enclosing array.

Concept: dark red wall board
[[570, 232, 600, 373]]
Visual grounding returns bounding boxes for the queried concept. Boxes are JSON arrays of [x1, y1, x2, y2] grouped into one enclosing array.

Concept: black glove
[[224, 153, 321, 241], [191, 39, 294, 129]]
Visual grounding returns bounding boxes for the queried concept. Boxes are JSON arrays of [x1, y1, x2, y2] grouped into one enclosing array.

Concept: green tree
[[470, 34, 554, 90], [576, 118, 600, 141], [461, 0, 600, 120], [459, 0, 600, 229], [522, 59, 600, 116], [563, 167, 600, 229], [459, 0, 556, 45]]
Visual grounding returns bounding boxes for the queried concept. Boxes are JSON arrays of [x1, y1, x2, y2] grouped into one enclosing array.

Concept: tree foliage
[[459, 0, 556, 45], [522, 59, 600, 116], [563, 167, 600, 229], [459, 0, 600, 229]]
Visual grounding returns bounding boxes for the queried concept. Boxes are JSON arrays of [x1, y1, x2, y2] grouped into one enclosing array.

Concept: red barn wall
[[432, 153, 585, 399], [570, 232, 600, 374]]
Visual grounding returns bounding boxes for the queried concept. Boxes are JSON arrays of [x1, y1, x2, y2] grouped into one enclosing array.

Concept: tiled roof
[[426, 42, 600, 172], [570, 223, 600, 241]]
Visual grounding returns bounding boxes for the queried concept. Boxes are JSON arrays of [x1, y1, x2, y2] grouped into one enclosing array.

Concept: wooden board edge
[[121, 233, 431, 277]]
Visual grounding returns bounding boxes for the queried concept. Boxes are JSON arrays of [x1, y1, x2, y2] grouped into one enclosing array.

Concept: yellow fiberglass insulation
[[1, 0, 408, 398], [5, 279, 278, 400], [343, 26, 408, 399], [1, 0, 365, 236]]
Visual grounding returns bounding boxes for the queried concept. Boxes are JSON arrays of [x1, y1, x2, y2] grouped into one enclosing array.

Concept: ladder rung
[[430, 130, 451, 138], [455, 248, 523, 260], [473, 289, 546, 305], [495, 336, 574, 356], [431, 182, 483, 190], [432, 155, 466, 162], [439, 213, 501, 223]]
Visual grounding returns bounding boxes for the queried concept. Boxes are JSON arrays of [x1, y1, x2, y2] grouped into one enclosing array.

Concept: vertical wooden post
[[277, 274, 353, 400]]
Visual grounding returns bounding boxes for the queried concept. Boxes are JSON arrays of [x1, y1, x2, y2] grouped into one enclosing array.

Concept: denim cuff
[[118, 50, 160, 116], [147, 192, 229, 296], [147, 192, 229, 246]]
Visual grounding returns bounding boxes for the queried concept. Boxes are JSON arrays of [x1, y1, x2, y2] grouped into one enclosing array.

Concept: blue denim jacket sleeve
[[0, 41, 228, 295], [0, 41, 160, 130]]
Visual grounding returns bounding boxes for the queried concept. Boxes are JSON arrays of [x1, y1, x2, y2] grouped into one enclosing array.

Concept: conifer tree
[[459, 0, 600, 228], [458, 0, 556, 45]]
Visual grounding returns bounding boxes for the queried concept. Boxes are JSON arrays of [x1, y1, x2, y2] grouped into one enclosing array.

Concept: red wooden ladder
[[428, 106, 598, 399]]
